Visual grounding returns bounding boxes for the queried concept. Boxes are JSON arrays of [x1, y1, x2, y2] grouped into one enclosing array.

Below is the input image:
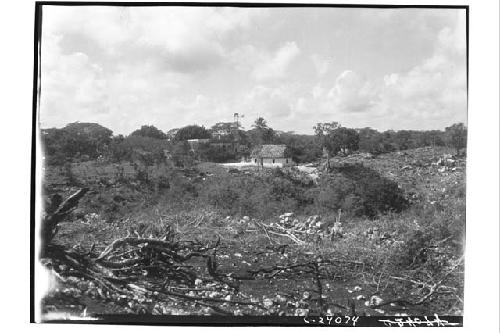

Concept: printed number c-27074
[[303, 315, 360, 326]]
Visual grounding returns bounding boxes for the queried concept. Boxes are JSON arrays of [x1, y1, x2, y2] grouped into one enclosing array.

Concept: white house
[[251, 144, 294, 167]]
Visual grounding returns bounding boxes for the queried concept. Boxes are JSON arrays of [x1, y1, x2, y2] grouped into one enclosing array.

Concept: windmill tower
[[233, 113, 244, 129]]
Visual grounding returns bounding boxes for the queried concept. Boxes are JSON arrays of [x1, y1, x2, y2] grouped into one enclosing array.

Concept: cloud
[[252, 42, 301, 81], [239, 85, 295, 126], [327, 70, 378, 113], [310, 54, 333, 76], [44, 7, 267, 74], [39, 7, 467, 134], [376, 11, 467, 126], [40, 34, 109, 128], [40, 6, 268, 133]]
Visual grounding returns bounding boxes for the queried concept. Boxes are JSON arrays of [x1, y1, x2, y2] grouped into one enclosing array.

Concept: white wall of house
[[251, 157, 294, 167]]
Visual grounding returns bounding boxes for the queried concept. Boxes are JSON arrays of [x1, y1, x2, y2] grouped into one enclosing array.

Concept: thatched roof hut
[[251, 144, 290, 158]]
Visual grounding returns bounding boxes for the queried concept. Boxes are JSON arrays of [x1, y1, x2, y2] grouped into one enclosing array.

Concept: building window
[[286, 159, 288, 163], [272, 159, 275, 163], [254, 159, 257, 163]]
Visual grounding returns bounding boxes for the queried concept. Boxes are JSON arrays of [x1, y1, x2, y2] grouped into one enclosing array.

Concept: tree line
[[41, 120, 467, 166]]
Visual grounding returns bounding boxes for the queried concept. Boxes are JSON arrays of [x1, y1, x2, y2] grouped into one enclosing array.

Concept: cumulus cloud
[[242, 85, 294, 120], [305, 10, 467, 129], [326, 70, 378, 113], [40, 34, 109, 128], [39, 7, 467, 134], [252, 42, 301, 81], [40, 6, 267, 133], [376, 10, 467, 126]]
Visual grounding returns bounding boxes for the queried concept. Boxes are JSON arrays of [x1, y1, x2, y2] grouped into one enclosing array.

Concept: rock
[[242, 216, 250, 221], [353, 286, 362, 292], [395, 312, 409, 316], [356, 295, 366, 300], [316, 221, 325, 228], [66, 276, 80, 284], [77, 281, 89, 292], [332, 222, 343, 237], [302, 291, 311, 300], [275, 294, 287, 303], [295, 308, 309, 316], [379, 232, 391, 241], [263, 298, 273, 308], [194, 278, 203, 286], [369, 295, 384, 307]]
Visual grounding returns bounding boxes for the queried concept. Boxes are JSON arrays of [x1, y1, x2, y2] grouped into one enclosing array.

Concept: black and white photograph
[[21, 0, 495, 328]]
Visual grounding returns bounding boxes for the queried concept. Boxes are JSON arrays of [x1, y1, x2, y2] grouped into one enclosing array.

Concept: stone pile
[[363, 227, 401, 246], [270, 212, 345, 242]]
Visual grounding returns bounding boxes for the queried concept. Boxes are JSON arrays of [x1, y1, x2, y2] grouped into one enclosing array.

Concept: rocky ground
[[39, 146, 465, 320]]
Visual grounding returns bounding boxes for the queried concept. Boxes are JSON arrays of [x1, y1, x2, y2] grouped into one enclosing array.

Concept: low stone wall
[[43, 161, 171, 184]]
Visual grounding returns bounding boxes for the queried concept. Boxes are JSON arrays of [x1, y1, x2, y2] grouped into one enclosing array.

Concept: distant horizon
[[39, 6, 467, 136], [39, 119, 464, 137]]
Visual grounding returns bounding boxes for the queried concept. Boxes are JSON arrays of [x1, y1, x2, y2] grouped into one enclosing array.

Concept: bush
[[315, 164, 408, 218], [107, 136, 166, 165], [198, 171, 311, 218], [197, 164, 409, 219], [397, 229, 432, 267]]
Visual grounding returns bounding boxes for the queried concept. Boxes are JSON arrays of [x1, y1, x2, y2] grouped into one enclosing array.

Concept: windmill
[[234, 113, 245, 129]]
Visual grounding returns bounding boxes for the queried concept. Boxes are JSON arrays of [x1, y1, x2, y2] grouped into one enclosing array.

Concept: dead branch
[[311, 262, 324, 313], [373, 256, 465, 308], [267, 230, 305, 245], [41, 188, 89, 250]]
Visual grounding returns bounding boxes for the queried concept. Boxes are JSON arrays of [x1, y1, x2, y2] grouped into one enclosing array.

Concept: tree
[[313, 122, 341, 169], [313, 122, 340, 137], [130, 125, 167, 140], [174, 125, 211, 141], [170, 141, 195, 167], [393, 130, 414, 150], [421, 130, 445, 147], [252, 117, 268, 130], [329, 127, 359, 156], [63, 122, 113, 155], [107, 135, 166, 165], [276, 132, 323, 163], [42, 122, 114, 164], [314, 122, 360, 169], [358, 127, 386, 156], [248, 117, 276, 146], [445, 123, 467, 155]]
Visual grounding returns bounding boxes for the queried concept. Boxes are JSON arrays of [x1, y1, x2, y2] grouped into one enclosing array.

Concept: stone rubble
[[269, 212, 345, 242]]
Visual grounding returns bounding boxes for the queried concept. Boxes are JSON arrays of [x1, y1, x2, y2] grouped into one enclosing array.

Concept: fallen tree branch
[[267, 230, 305, 245], [41, 188, 89, 252], [373, 256, 465, 308]]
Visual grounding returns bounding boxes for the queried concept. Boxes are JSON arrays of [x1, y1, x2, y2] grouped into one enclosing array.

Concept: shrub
[[314, 164, 408, 218], [198, 171, 309, 218]]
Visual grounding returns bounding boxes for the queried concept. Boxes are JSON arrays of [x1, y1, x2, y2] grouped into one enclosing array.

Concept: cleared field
[[40, 147, 465, 318]]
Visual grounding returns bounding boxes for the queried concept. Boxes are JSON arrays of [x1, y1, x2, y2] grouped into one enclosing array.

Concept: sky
[[39, 5, 467, 135]]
